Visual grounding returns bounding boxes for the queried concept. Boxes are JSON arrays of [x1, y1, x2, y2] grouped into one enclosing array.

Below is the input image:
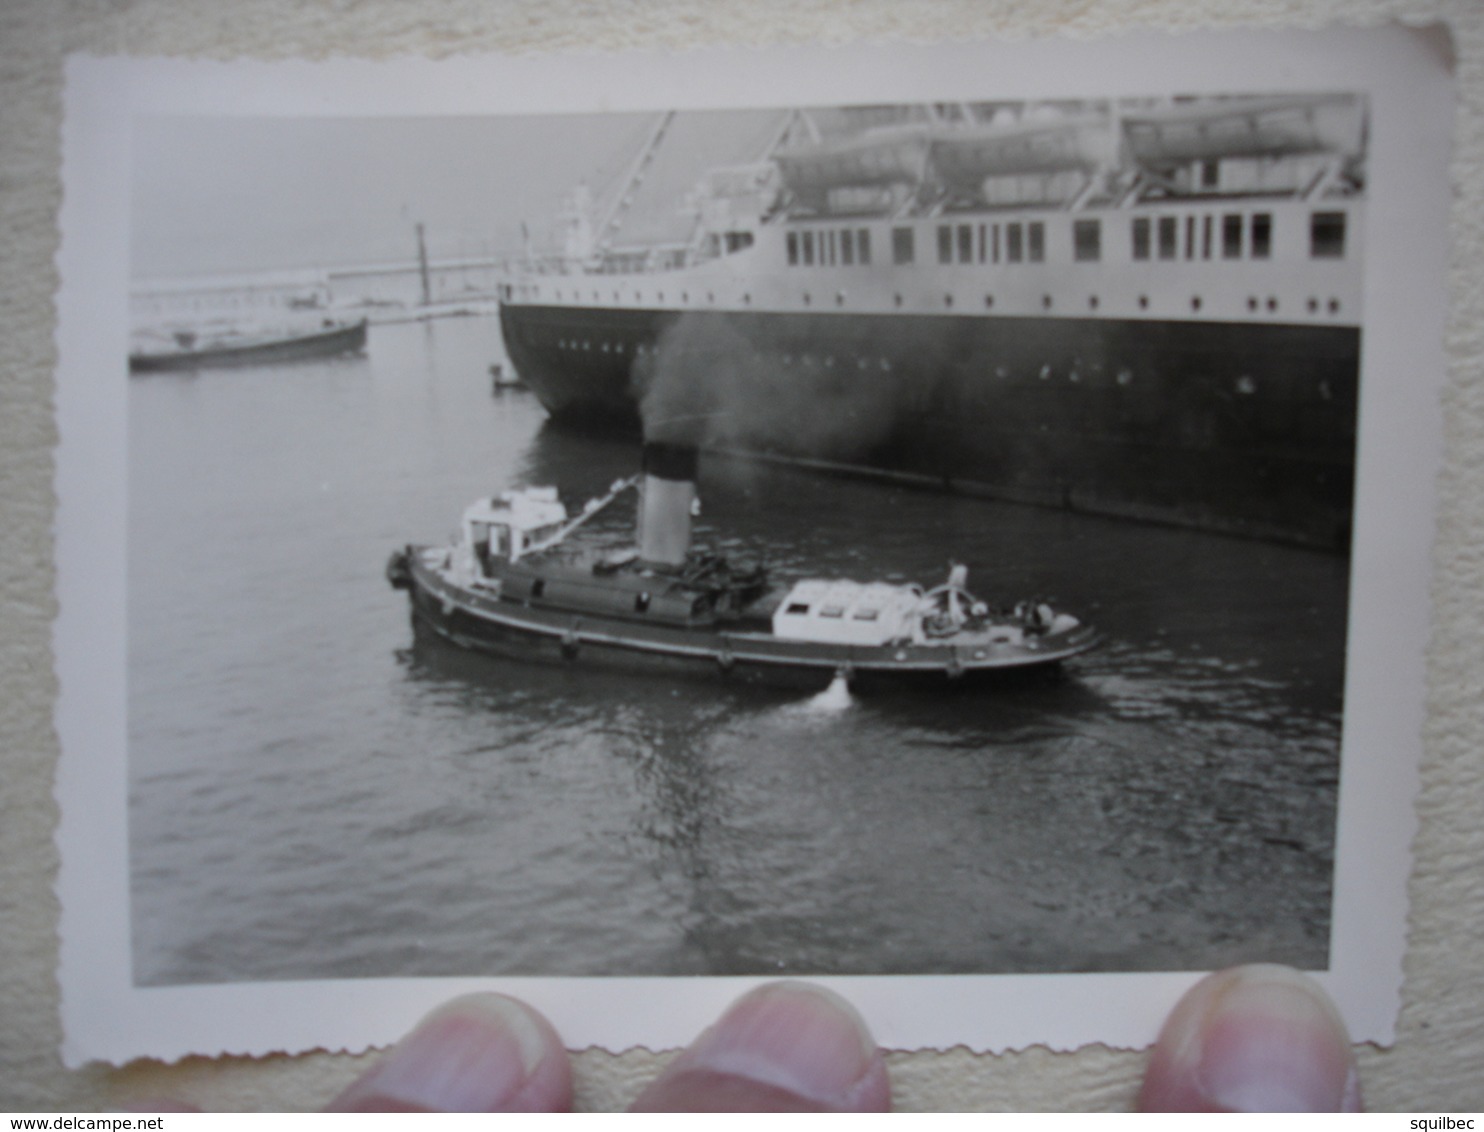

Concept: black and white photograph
[[51, 30, 1450, 1063]]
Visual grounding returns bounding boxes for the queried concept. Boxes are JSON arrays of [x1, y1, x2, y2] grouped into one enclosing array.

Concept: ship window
[[825, 230, 837, 265], [1201, 159, 1220, 189], [1202, 215, 1214, 260], [840, 229, 854, 265], [635, 592, 651, 613], [820, 605, 845, 618], [1251, 213, 1273, 259], [853, 608, 880, 621], [786, 232, 799, 266], [531, 579, 545, 598], [977, 224, 987, 263], [991, 224, 1001, 263], [958, 224, 974, 264], [1028, 222, 1045, 263], [1006, 223, 1024, 263], [857, 228, 871, 265], [1310, 211, 1346, 259], [892, 227, 915, 266], [1073, 219, 1101, 262], [1223, 214, 1243, 258], [785, 602, 811, 615], [937, 225, 953, 265], [1132, 217, 1151, 260], [802, 231, 815, 266], [1185, 215, 1196, 260], [1158, 216, 1178, 260]]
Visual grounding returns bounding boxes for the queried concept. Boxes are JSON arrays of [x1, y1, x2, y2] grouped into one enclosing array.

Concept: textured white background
[[2, 0, 1480, 1112]]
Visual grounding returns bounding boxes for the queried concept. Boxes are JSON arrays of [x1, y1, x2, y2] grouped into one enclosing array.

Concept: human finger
[[327, 993, 573, 1112], [1138, 963, 1362, 1112], [629, 981, 891, 1112]]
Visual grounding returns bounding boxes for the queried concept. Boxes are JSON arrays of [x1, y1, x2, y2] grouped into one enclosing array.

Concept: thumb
[[630, 981, 891, 1112], [1138, 964, 1362, 1112]]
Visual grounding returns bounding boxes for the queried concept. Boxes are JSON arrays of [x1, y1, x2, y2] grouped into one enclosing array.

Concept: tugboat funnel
[[638, 441, 698, 568]]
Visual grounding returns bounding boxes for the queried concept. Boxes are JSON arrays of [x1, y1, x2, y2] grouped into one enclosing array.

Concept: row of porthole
[[543, 338, 1333, 400], [544, 286, 1342, 317], [549, 288, 748, 307]]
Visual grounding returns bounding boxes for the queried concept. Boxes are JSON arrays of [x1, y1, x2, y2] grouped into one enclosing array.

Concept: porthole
[[1042, 294, 1053, 310], [1267, 297, 1279, 312], [984, 294, 995, 309], [1236, 375, 1257, 395], [1116, 369, 1133, 386], [1039, 364, 1053, 381], [836, 291, 846, 307], [1089, 295, 1099, 310], [1329, 298, 1341, 314], [1191, 296, 1203, 312], [1138, 295, 1149, 310], [1247, 297, 1259, 312], [1307, 297, 1319, 313], [894, 293, 904, 308], [945, 293, 955, 308], [803, 292, 812, 305], [743, 293, 752, 305]]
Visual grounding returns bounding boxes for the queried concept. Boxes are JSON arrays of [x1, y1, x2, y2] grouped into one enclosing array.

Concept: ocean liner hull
[[500, 303, 1358, 549]]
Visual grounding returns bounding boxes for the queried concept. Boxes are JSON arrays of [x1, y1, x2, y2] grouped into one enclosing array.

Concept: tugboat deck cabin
[[453, 483, 766, 629]]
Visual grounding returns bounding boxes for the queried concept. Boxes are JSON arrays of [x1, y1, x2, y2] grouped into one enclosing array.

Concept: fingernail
[[670, 982, 887, 1110], [1142, 965, 1361, 1112], [330, 994, 565, 1112]]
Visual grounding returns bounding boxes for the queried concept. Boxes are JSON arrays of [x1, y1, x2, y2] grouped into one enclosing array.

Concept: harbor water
[[128, 315, 1347, 984]]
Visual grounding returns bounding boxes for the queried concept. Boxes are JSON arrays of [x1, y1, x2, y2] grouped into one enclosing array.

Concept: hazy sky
[[129, 110, 782, 280]]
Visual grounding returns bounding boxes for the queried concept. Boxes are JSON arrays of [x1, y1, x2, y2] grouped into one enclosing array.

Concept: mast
[[415, 222, 431, 307]]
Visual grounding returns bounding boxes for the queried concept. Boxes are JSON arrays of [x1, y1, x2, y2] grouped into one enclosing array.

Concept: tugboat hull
[[396, 546, 1100, 690]]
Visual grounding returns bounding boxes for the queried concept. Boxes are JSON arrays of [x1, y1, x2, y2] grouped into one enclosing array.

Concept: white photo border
[[54, 27, 1454, 1065]]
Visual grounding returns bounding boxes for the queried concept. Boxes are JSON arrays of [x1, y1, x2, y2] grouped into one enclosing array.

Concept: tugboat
[[387, 441, 1098, 688]]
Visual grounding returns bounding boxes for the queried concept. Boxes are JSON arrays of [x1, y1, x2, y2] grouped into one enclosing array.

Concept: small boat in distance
[[128, 318, 368, 373], [490, 361, 527, 391], [387, 441, 1099, 689]]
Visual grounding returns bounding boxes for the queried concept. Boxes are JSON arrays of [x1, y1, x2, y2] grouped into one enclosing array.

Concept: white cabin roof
[[462, 486, 567, 533]]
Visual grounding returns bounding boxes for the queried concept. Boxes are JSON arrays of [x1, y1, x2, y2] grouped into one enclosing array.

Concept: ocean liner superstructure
[[498, 97, 1365, 549]]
